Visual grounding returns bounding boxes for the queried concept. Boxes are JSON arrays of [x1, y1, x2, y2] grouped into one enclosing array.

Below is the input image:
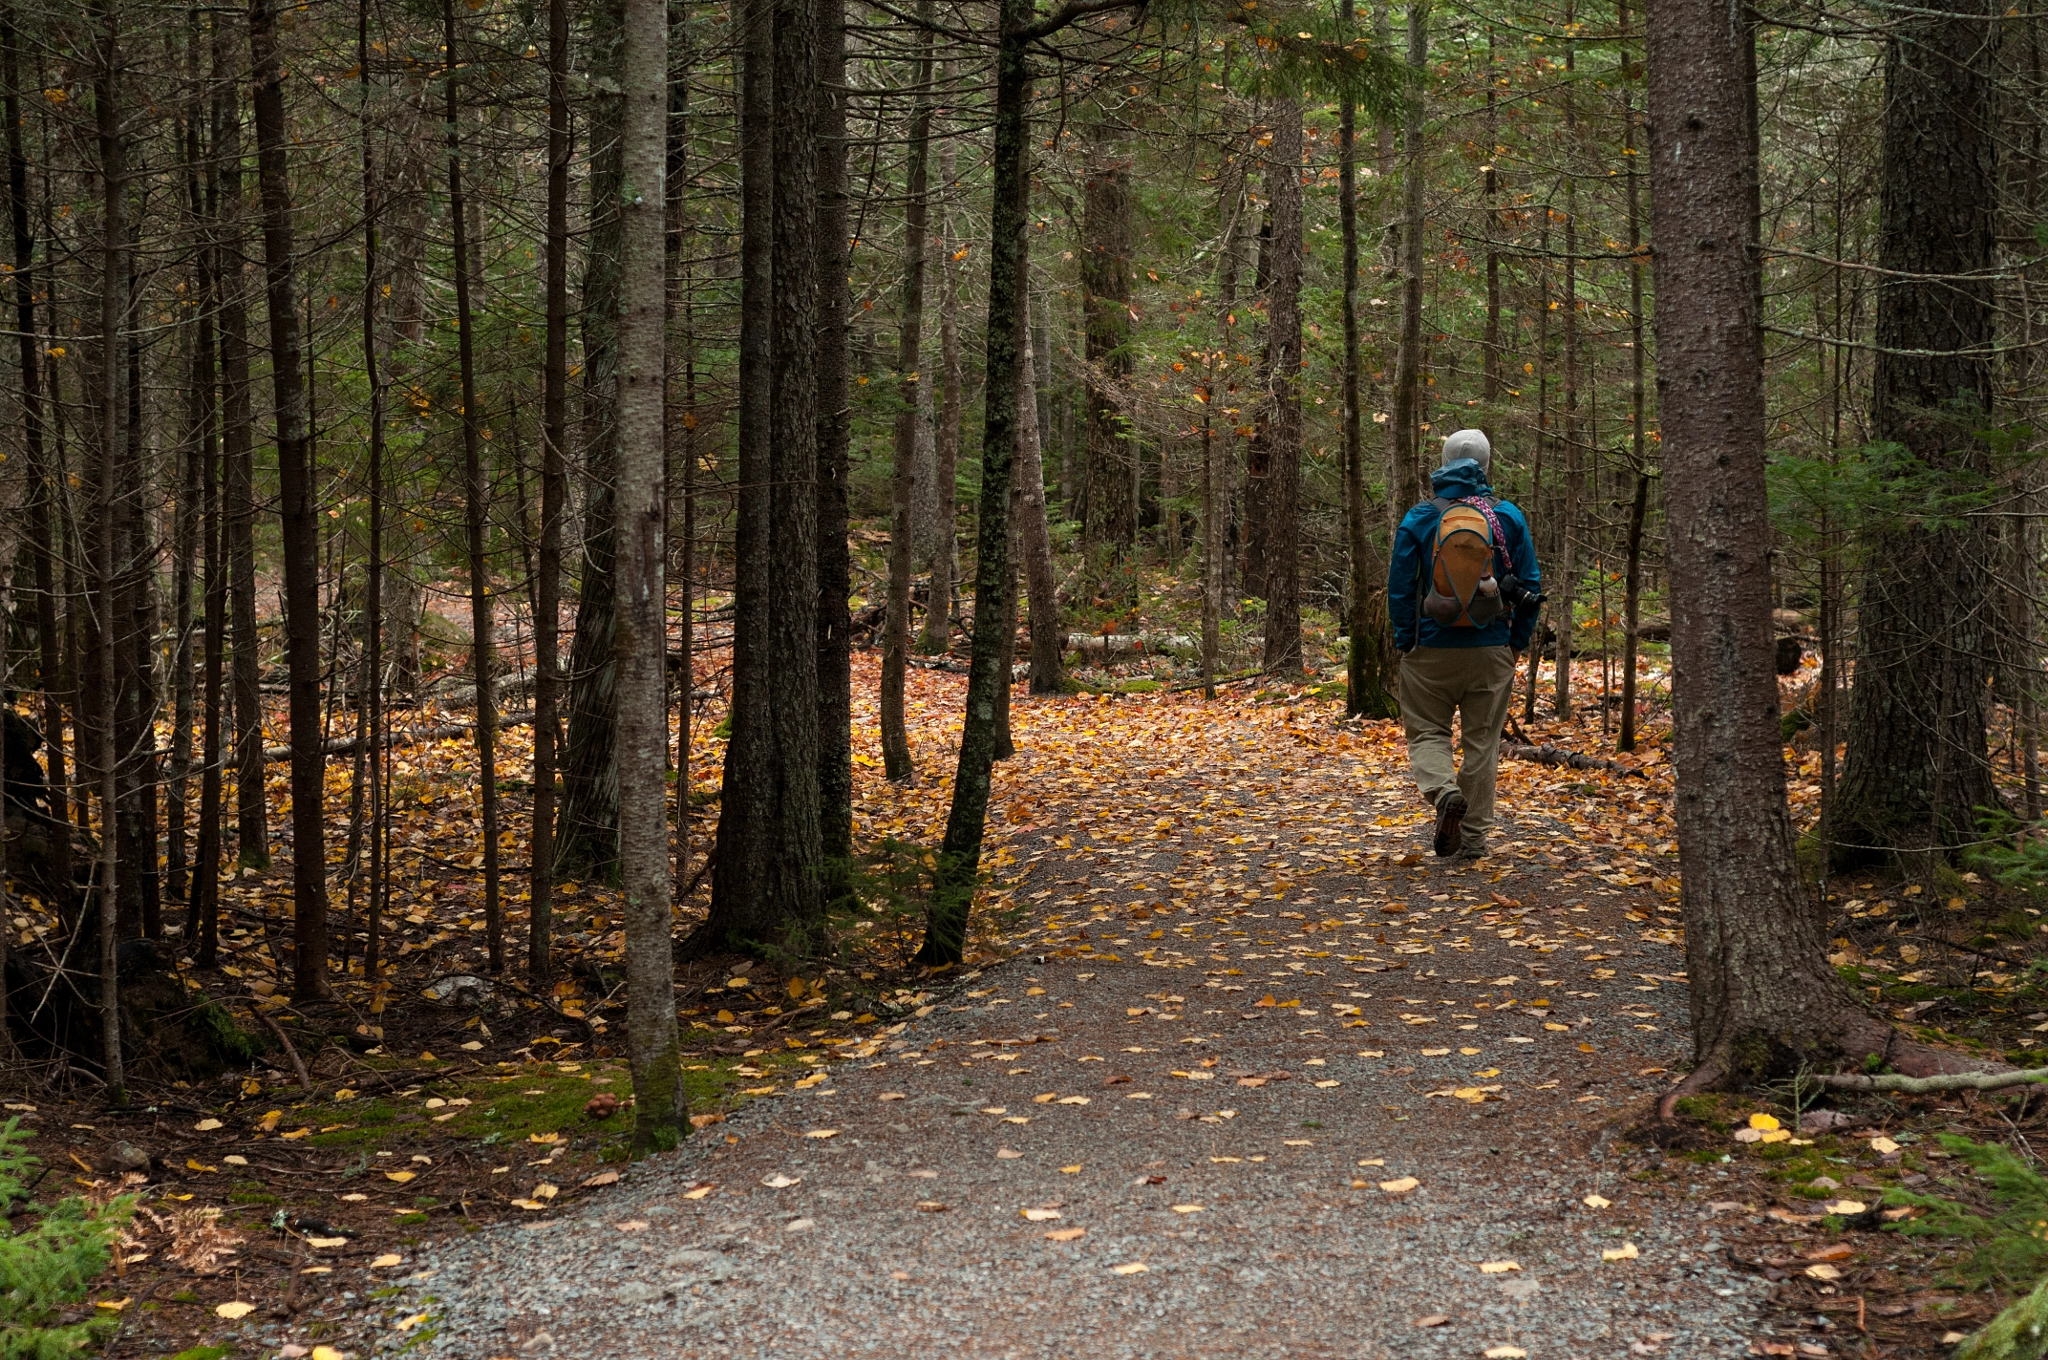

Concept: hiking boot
[[1432, 790, 1468, 858], [1455, 839, 1488, 861]]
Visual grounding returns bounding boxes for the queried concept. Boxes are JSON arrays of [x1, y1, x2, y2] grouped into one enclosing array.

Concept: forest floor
[[8, 629, 2048, 1358]]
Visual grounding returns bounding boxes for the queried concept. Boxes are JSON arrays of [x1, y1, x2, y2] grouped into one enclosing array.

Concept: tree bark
[[92, 0, 124, 1097], [251, 0, 328, 998], [1342, 10, 1397, 720], [1554, 17, 1581, 720], [445, 0, 502, 972], [357, 0, 386, 994], [1618, 0, 1648, 753], [1645, 0, 1968, 1111], [883, 24, 936, 783], [531, 0, 571, 978], [698, 0, 823, 954], [560, 0, 625, 881], [1079, 120, 1135, 555], [614, 0, 684, 1150], [1019, 322, 1062, 694], [1831, 0, 2001, 863], [3, 4, 69, 906], [919, 0, 1048, 967], [216, 19, 265, 873], [1254, 101, 1303, 674], [921, 129, 962, 655], [813, 0, 853, 885], [1386, 1, 1427, 522]]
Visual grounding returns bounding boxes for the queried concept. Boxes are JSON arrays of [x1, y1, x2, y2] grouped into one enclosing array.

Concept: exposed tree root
[[1646, 1009, 1997, 1135], [1812, 1066, 2048, 1094]]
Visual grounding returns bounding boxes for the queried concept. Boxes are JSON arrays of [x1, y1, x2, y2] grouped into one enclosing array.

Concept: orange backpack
[[1422, 496, 1507, 627]]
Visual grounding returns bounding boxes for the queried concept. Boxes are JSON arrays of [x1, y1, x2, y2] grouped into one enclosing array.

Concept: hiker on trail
[[1387, 429, 1543, 859]]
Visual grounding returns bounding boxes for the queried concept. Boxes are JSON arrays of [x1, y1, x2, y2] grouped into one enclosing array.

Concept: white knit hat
[[1441, 428, 1492, 469]]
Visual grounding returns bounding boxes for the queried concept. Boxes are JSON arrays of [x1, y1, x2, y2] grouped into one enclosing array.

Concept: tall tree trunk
[[168, 230, 203, 905], [251, 0, 328, 998], [1645, 0, 1964, 1113], [919, 0, 1053, 967], [531, 0, 570, 977], [1079, 121, 1135, 556], [614, 0, 683, 1150], [813, 0, 852, 885], [921, 129, 961, 655], [217, 18, 264, 872], [1342, 6, 1396, 719], [666, 6, 693, 899], [1617, 0, 1649, 753], [1482, 30, 1500, 401], [560, 0, 625, 881], [173, 41, 215, 916], [357, 0, 386, 994], [1019, 321, 1062, 694], [1255, 102, 1303, 675], [445, 0, 502, 972], [92, 0, 124, 1096], [3, 4, 69, 906], [1387, 1, 1427, 521], [883, 24, 935, 783], [697, 0, 823, 954], [1831, 0, 2001, 862], [1554, 19, 1580, 719], [113, 276, 156, 940]]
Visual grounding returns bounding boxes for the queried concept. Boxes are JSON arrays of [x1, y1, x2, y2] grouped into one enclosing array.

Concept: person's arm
[[1388, 512, 1422, 653], [1505, 506, 1542, 653]]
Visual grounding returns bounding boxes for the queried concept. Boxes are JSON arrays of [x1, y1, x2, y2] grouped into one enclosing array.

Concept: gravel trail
[[416, 784, 1768, 1359]]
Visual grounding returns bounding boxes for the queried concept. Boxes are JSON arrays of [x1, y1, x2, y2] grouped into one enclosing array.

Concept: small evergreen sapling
[[0, 1116, 138, 1359]]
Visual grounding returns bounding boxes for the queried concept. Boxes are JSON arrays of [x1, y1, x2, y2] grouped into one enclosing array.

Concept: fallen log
[[1063, 632, 1194, 661], [1502, 743, 1649, 779], [240, 711, 536, 766]]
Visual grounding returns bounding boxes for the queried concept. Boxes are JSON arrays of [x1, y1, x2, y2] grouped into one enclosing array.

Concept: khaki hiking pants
[[1397, 645, 1516, 852]]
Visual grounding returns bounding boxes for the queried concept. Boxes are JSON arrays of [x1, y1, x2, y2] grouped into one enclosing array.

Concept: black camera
[[1500, 575, 1545, 610]]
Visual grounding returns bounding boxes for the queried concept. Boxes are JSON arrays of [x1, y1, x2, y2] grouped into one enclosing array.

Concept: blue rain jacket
[[1387, 458, 1541, 653]]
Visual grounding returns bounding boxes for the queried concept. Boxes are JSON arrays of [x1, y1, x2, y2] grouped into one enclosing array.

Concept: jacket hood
[[1430, 458, 1493, 500]]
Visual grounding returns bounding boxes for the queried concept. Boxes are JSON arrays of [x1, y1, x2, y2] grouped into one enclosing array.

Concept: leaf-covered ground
[[6, 631, 2048, 1357]]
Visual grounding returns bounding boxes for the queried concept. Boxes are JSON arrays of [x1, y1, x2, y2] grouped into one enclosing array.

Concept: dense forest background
[[0, 0, 2038, 1127]]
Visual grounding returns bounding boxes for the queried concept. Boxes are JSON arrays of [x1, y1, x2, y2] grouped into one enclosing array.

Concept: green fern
[[0, 1116, 138, 1360]]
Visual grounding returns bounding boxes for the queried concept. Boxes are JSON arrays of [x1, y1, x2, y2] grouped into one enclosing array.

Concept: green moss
[[394, 1212, 429, 1226], [1957, 1272, 2048, 1359], [227, 1192, 281, 1206], [190, 1000, 263, 1065], [168, 1348, 234, 1360], [1115, 679, 1162, 694]]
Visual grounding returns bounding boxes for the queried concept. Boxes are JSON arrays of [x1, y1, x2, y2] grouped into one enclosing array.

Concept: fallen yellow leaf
[[1110, 1262, 1149, 1275], [1478, 1260, 1521, 1274], [1602, 1242, 1639, 1262], [215, 1301, 256, 1320]]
